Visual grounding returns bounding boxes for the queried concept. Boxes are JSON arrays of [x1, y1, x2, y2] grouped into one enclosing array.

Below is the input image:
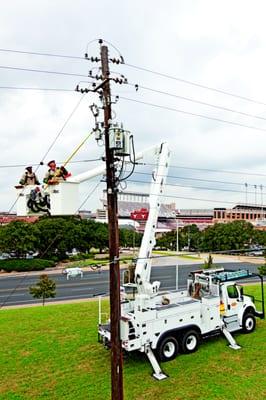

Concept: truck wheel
[[157, 336, 179, 362], [242, 313, 256, 333], [181, 330, 199, 354]]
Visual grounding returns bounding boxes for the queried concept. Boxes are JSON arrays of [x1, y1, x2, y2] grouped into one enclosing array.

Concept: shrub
[[258, 264, 266, 276], [0, 259, 55, 273], [69, 253, 93, 261]]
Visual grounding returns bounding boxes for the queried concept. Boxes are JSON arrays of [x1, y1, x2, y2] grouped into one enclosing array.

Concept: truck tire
[[242, 313, 256, 333], [180, 330, 199, 354], [157, 336, 179, 362]]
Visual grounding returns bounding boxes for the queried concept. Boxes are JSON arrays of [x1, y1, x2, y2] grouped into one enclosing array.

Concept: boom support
[[134, 142, 170, 296]]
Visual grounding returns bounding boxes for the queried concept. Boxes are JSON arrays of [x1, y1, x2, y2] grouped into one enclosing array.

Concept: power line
[[119, 96, 266, 133], [133, 171, 256, 187], [0, 48, 84, 60], [7, 94, 87, 214], [0, 158, 101, 169], [132, 84, 266, 122], [0, 86, 73, 91], [120, 189, 245, 206], [139, 162, 266, 178], [128, 179, 261, 196], [37, 93, 87, 169], [0, 65, 88, 78], [0, 180, 101, 309], [125, 63, 266, 107], [2, 46, 266, 108]]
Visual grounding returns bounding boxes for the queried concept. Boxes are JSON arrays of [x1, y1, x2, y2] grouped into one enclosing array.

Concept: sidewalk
[[0, 253, 263, 279]]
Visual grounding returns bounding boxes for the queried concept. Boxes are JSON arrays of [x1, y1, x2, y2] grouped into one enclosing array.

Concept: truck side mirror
[[239, 286, 244, 300]]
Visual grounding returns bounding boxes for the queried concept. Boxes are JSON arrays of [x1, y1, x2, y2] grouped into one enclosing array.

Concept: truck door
[[224, 284, 242, 317]]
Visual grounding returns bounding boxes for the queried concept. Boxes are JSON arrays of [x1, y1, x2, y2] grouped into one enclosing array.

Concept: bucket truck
[[98, 142, 265, 380]]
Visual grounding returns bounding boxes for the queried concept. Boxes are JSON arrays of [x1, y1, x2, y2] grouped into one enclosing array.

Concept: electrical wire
[[118, 136, 136, 182], [0, 65, 88, 78], [7, 93, 87, 214], [36, 93, 87, 171], [0, 48, 84, 60], [119, 189, 248, 206], [78, 180, 102, 210], [0, 158, 101, 169], [0, 179, 102, 308], [138, 162, 266, 178], [119, 96, 266, 133], [133, 171, 261, 188], [130, 83, 266, 122], [0, 86, 74, 91], [125, 62, 266, 107], [2, 46, 266, 107], [127, 178, 262, 196]]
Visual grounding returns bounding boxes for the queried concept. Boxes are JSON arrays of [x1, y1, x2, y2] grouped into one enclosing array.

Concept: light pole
[[176, 218, 179, 254]]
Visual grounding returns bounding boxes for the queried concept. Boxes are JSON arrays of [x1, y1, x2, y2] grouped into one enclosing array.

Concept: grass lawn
[[0, 286, 265, 400], [68, 256, 133, 269], [153, 250, 202, 261]]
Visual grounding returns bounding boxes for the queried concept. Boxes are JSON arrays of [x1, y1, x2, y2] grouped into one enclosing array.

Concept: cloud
[[1, 0, 266, 214]]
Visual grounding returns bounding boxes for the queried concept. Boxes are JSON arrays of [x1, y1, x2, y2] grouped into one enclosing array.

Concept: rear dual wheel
[[180, 330, 199, 354], [157, 336, 179, 362]]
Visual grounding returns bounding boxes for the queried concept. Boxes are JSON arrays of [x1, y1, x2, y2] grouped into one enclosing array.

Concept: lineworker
[[19, 166, 40, 186], [43, 160, 71, 185]]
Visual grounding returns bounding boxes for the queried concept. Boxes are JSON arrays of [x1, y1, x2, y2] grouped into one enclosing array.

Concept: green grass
[[67, 256, 133, 269], [153, 250, 202, 260], [0, 286, 265, 400]]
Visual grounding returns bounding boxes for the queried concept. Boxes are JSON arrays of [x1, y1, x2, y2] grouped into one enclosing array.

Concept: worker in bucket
[[19, 166, 40, 186], [43, 160, 71, 185]]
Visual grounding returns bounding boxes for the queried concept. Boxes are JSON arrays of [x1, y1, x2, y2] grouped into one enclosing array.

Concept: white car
[[62, 267, 83, 280]]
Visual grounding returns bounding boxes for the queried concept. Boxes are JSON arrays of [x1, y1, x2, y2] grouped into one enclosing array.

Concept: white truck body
[[98, 141, 264, 379]]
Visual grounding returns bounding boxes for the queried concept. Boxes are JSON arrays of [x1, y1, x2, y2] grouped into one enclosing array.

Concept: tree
[[200, 221, 258, 252], [29, 274, 56, 305], [35, 216, 82, 260], [0, 221, 39, 258], [120, 227, 143, 248], [91, 223, 109, 253]]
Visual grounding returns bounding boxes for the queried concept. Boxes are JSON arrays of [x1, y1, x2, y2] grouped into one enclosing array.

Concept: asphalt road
[[0, 261, 261, 307]]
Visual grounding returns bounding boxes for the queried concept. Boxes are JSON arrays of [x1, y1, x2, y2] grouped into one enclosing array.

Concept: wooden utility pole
[[100, 43, 124, 400]]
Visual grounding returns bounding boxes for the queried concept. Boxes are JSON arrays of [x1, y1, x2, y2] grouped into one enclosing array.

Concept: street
[[0, 261, 261, 307]]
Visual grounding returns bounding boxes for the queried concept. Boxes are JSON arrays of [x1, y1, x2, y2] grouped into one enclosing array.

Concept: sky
[[1, 0, 266, 214]]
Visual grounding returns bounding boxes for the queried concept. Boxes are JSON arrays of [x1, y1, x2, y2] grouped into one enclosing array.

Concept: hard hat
[[26, 166, 32, 173], [47, 160, 56, 167]]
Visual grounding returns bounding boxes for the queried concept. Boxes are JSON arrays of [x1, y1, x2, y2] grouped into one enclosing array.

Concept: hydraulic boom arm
[[134, 142, 170, 296]]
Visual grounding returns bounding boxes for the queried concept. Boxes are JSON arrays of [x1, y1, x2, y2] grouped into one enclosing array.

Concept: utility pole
[[100, 43, 124, 400], [176, 218, 179, 253]]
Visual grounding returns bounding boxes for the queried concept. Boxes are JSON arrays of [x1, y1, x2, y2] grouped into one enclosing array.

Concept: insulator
[[75, 85, 79, 92], [89, 70, 92, 76], [120, 56, 124, 64], [124, 78, 128, 84], [84, 53, 88, 58], [135, 84, 139, 91]]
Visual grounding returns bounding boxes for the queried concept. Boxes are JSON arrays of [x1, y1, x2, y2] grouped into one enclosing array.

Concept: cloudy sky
[[1, 0, 266, 214]]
